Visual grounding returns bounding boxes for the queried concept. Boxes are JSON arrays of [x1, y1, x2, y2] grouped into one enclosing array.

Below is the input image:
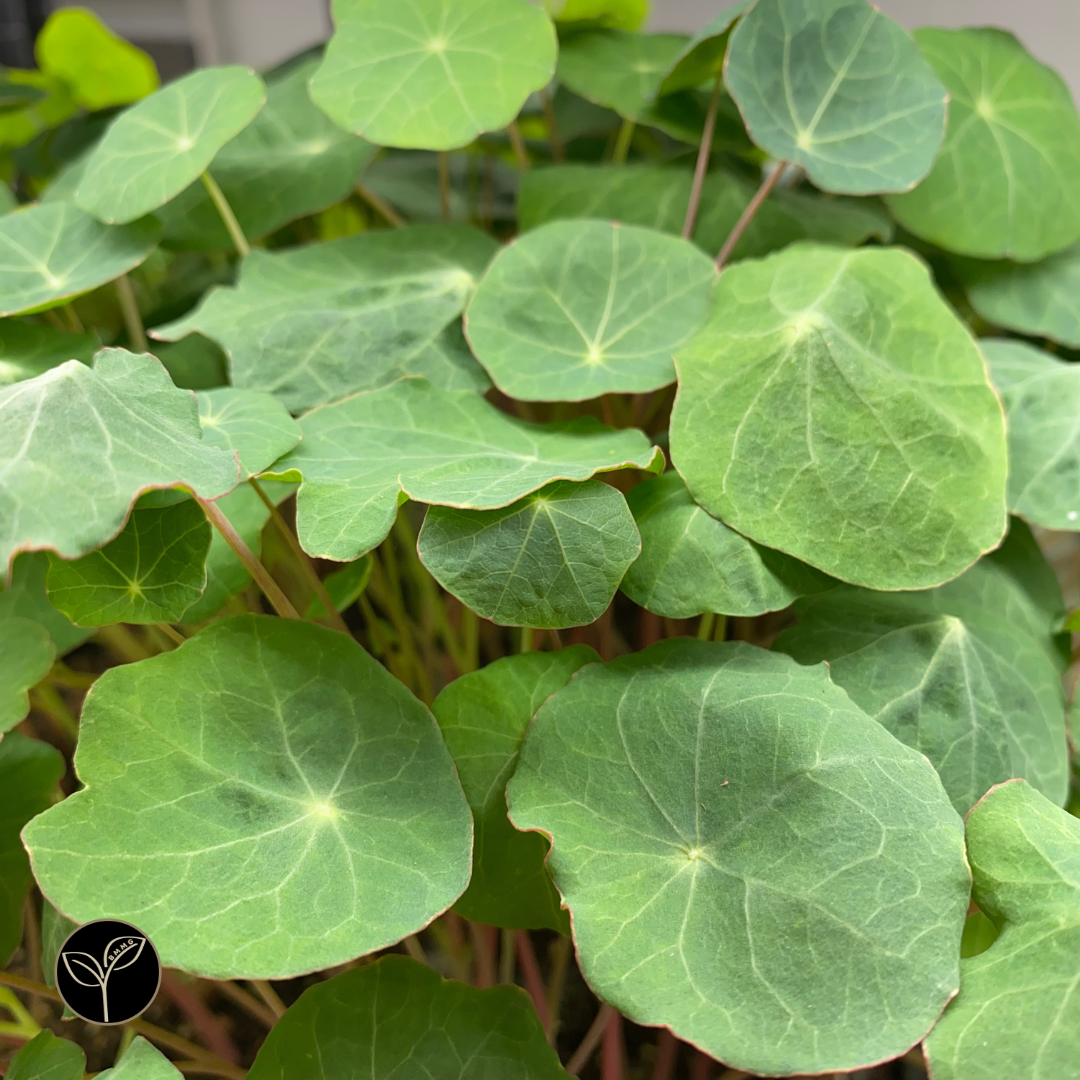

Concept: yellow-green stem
[[612, 118, 635, 164], [115, 273, 147, 352], [201, 170, 250, 258]]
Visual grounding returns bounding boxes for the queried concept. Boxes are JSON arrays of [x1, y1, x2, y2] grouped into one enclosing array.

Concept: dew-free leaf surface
[[507, 640, 969, 1075], [0, 616, 55, 733], [5, 1031, 85, 1080], [432, 648, 596, 930], [0, 321, 97, 386], [154, 226, 496, 412], [0, 349, 239, 574], [75, 66, 266, 224], [419, 480, 640, 627], [95, 1038, 181, 1080], [622, 471, 832, 618], [0, 734, 64, 965], [670, 244, 1008, 590], [24, 616, 472, 978], [0, 203, 160, 316], [196, 389, 300, 479], [311, 0, 557, 150], [924, 781, 1080, 1080], [656, 5, 748, 95], [546, 0, 647, 30], [271, 378, 661, 562], [982, 340, 1080, 530], [45, 499, 211, 627], [0, 554, 90, 654], [724, 0, 946, 195], [465, 220, 715, 400], [886, 29, 1080, 260], [247, 956, 568, 1080]]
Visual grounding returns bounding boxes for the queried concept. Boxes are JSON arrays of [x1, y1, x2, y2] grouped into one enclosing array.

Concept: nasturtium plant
[[4, 4, 1080, 1078]]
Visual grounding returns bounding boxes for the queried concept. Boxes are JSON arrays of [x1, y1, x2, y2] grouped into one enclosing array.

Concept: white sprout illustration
[[61, 935, 147, 1022]]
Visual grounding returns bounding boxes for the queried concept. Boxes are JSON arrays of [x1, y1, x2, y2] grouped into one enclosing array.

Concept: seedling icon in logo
[[55, 919, 161, 1024]]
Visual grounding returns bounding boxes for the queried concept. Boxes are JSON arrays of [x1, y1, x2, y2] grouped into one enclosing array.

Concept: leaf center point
[[307, 798, 341, 821]]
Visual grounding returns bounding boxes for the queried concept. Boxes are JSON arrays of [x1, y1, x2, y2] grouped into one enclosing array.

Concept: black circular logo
[[55, 919, 161, 1025]]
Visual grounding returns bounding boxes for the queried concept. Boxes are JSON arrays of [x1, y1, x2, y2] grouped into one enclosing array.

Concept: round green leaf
[[310, 0, 557, 151], [271, 377, 662, 562], [622, 471, 832, 618], [507, 640, 969, 1075], [0, 321, 97, 387], [24, 616, 472, 978], [465, 220, 716, 401], [154, 334, 228, 392], [154, 226, 496, 413], [0, 554, 90, 656], [432, 647, 597, 931], [724, 0, 946, 195], [924, 780, 1080, 1080], [419, 480, 640, 628], [96, 1038, 181, 1080], [5, 1031, 84, 1080], [656, 5, 748, 96], [670, 244, 1008, 590], [196, 388, 300, 479], [0, 349, 240, 576], [75, 66, 267, 225], [981, 339, 1080, 530], [546, 0, 647, 30], [45, 499, 211, 627], [0, 616, 55, 733], [0, 203, 160, 317], [248, 955, 567, 1080], [886, 30, 1080, 261]]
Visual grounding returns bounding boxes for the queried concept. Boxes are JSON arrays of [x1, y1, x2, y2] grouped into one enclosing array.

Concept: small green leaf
[[0, 203, 160, 316], [247, 955, 567, 1080], [724, 0, 946, 195], [5, 1031, 84, 1080], [0, 71, 76, 152], [154, 334, 228, 392], [0, 321, 97, 387], [622, 471, 832, 618], [0, 617, 55, 733], [981, 339, 1080, 531], [0, 554, 92, 656], [196, 389, 300, 479], [656, 5, 748, 95], [96, 1038, 181, 1080], [419, 480, 640, 628], [953, 243, 1080, 348], [670, 244, 1008, 590], [924, 780, 1080, 1080], [154, 226, 496, 412], [304, 557, 372, 621], [75, 66, 266, 224], [465, 220, 716, 401], [1065, 609, 1080, 634], [271, 377, 662, 562], [35, 7, 159, 112], [0, 349, 239, 575], [24, 616, 472, 979], [433, 647, 597, 930], [0, 733, 64, 965], [45, 499, 211, 627], [546, 0, 648, 30], [886, 29, 1080, 260], [507, 640, 969, 1075], [156, 58, 376, 251], [311, 0, 557, 151]]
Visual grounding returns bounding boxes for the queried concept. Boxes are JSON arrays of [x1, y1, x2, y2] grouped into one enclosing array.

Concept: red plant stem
[[689, 1048, 715, 1080], [601, 1009, 625, 1080], [683, 76, 723, 239], [651, 1029, 679, 1080], [540, 86, 564, 162], [566, 1003, 615, 1076], [469, 922, 497, 988], [714, 163, 786, 271], [159, 971, 240, 1065], [514, 932, 553, 1036]]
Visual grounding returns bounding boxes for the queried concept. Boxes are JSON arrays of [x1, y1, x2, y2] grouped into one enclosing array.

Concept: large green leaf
[[886, 30, 1080, 261], [981, 340, 1080, 531], [0, 616, 54, 733], [419, 480, 640, 628], [45, 498, 211, 627], [656, 5, 748, 95], [248, 956, 567, 1080], [432, 647, 596, 930], [0, 203, 160, 316], [517, 164, 893, 260], [157, 59, 376, 251], [196, 389, 300, 479], [0, 349, 239, 575], [507, 640, 968, 1075], [1, 734, 64, 964], [724, 0, 946, 195], [0, 554, 92, 655], [774, 580, 1069, 814], [75, 66, 266, 225], [154, 226, 496, 413], [0, 321, 97, 387], [311, 0, 557, 151], [622, 471, 832, 618], [924, 780, 1080, 1080], [270, 377, 661, 562], [24, 616, 472, 978], [96, 1038, 181, 1080], [465, 220, 716, 401], [5, 1031, 84, 1080], [670, 243, 1008, 590]]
